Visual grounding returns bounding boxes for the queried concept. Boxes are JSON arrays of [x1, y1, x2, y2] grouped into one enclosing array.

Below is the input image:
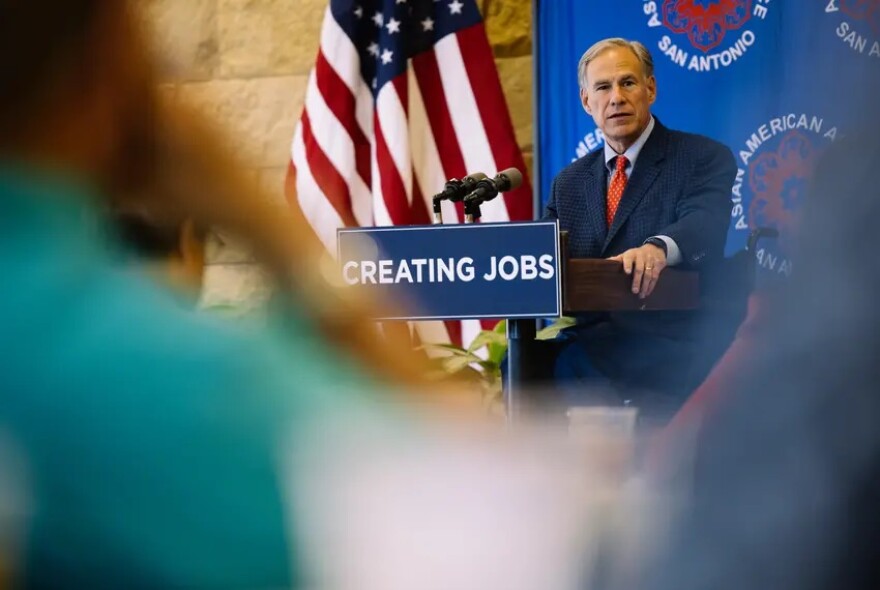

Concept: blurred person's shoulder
[[60, 267, 365, 420], [0, 167, 366, 420]]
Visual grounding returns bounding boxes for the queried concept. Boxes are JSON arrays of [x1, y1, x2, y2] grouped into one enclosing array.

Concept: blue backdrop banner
[[536, 0, 880, 280], [337, 221, 562, 320]]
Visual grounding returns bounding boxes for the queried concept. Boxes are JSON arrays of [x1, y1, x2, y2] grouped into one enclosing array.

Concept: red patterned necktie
[[607, 155, 628, 226]]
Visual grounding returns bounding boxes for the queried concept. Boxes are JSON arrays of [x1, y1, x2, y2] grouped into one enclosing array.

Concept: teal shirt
[[0, 167, 371, 588]]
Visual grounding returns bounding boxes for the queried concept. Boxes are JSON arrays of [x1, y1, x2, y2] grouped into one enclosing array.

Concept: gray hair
[[577, 38, 655, 92]]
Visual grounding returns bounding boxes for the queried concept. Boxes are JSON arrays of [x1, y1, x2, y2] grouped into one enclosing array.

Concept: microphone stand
[[463, 197, 482, 224], [432, 197, 444, 224]]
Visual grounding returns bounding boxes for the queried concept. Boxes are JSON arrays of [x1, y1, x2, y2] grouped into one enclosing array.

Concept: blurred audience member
[[628, 133, 880, 590], [643, 289, 774, 479], [0, 1, 433, 587], [0, 2, 609, 589]]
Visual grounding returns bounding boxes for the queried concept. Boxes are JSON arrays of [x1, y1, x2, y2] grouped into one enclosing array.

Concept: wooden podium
[[562, 258, 699, 312], [505, 251, 700, 420], [337, 220, 703, 420]]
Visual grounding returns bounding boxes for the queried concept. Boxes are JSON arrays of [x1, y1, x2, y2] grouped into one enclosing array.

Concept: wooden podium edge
[[562, 258, 700, 312]]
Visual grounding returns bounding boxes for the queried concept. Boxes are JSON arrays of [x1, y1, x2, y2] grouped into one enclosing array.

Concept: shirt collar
[[604, 116, 655, 172]]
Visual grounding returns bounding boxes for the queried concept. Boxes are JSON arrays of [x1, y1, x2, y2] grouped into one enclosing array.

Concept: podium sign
[[337, 221, 561, 321]]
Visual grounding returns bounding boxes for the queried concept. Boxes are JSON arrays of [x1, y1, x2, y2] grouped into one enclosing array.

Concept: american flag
[[286, 0, 532, 346]]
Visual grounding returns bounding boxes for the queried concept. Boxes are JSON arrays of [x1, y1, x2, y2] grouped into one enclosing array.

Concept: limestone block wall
[[146, 0, 533, 312]]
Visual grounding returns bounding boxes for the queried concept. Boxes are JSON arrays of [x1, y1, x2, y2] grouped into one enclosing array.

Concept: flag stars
[[367, 42, 379, 57], [421, 17, 435, 31], [380, 48, 394, 64], [353, 5, 363, 18], [372, 11, 384, 26], [449, 0, 463, 14], [396, 0, 408, 4], [386, 17, 401, 34], [372, 77, 378, 89]]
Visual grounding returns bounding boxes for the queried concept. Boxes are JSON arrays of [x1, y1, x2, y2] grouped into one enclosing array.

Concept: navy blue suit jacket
[[544, 119, 736, 342], [544, 119, 735, 266]]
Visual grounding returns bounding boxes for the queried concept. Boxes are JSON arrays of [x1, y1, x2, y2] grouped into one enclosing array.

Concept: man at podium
[[543, 38, 736, 419]]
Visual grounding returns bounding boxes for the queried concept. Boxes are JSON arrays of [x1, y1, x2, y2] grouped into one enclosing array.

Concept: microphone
[[432, 172, 488, 204], [463, 168, 523, 206], [431, 172, 487, 223], [462, 168, 523, 223]]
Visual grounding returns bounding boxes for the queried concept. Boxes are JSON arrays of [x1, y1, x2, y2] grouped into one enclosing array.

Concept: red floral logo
[[748, 131, 816, 237], [840, 0, 880, 34], [662, 0, 752, 52]]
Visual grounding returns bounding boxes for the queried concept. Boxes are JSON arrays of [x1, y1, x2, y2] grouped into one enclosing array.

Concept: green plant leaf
[[485, 320, 509, 365], [420, 320, 510, 411], [536, 316, 577, 340], [418, 342, 470, 356], [467, 329, 508, 353], [475, 359, 501, 374], [443, 354, 482, 373], [486, 345, 507, 367]]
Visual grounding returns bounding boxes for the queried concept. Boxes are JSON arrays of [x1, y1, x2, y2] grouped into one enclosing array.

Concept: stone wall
[[146, 0, 533, 312]]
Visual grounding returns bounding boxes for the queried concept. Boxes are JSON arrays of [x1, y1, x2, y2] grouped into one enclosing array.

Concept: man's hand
[[608, 243, 667, 299]]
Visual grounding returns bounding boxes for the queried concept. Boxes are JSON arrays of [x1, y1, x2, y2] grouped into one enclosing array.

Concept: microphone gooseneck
[[464, 168, 524, 206], [432, 172, 488, 224], [463, 168, 523, 222]]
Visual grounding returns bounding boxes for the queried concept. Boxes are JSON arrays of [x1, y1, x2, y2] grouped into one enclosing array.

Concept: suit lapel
[[582, 152, 608, 245], [602, 121, 668, 253]]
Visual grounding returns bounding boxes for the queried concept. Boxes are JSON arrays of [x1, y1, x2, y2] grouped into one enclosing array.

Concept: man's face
[[581, 47, 656, 153]]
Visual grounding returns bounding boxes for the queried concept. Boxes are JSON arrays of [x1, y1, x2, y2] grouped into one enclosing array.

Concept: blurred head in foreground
[[0, 0, 428, 384], [0, 0, 457, 587], [627, 131, 880, 590]]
